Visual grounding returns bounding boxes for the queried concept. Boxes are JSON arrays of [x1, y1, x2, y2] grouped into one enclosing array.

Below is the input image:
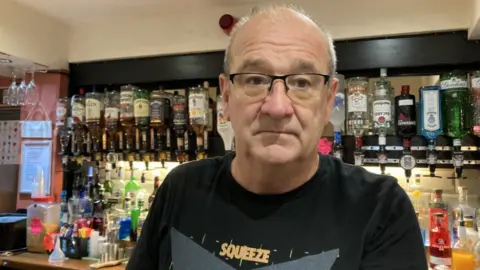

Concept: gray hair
[[223, 4, 337, 78]]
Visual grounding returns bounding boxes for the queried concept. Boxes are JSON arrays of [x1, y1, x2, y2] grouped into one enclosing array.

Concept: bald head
[[223, 4, 337, 77]]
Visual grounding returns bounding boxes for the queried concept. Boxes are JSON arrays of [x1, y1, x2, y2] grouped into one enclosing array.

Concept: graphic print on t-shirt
[[171, 228, 339, 270]]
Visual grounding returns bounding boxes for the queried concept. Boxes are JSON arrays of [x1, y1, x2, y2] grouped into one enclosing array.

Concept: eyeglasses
[[229, 73, 330, 102]]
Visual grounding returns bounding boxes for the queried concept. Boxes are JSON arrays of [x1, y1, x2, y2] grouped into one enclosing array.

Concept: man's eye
[[290, 78, 312, 88], [245, 76, 269, 85]]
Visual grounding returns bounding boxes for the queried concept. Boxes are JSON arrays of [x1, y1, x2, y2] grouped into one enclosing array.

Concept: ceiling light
[[0, 59, 12, 63]]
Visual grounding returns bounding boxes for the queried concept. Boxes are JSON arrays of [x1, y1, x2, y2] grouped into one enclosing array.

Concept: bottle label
[[105, 107, 119, 121], [71, 103, 85, 123], [173, 104, 187, 126], [86, 98, 101, 121], [440, 77, 468, 90], [134, 98, 150, 118], [429, 207, 451, 263], [422, 90, 440, 132], [56, 103, 67, 123], [397, 98, 416, 127], [120, 91, 134, 118], [372, 100, 391, 125], [204, 130, 209, 150], [347, 92, 367, 113], [189, 93, 207, 118], [150, 99, 167, 121]]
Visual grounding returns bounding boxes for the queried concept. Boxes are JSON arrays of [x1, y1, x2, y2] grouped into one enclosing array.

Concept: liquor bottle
[[395, 85, 417, 183], [71, 88, 86, 155], [372, 68, 394, 175], [441, 71, 471, 140], [419, 86, 443, 177], [67, 181, 81, 224], [149, 176, 161, 209], [124, 171, 141, 210], [204, 81, 216, 137], [216, 89, 234, 152], [104, 90, 120, 152], [453, 186, 476, 244], [330, 74, 346, 160], [372, 68, 395, 136], [440, 71, 470, 179], [134, 87, 150, 153], [59, 190, 69, 228], [395, 85, 417, 139], [173, 91, 187, 163], [429, 189, 452, 269], [120, 85, 136, 152], [150, 88, 171, 166], [346, 77, 369, 165], [56, 97, 71, 156], [470, 70, 480, 137], [86, 88, 103, 153], [452, 212, 475, 270], [189, 85, 209, 159]]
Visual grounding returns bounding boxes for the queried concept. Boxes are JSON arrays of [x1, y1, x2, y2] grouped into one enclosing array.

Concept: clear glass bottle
[[346, 77, 369, 137], [331, 74, 346, 159], [470, 70, 480, 137], [71, 89, 86, 154], [86, 88, 103, 152], [453, 187, 476, 243], [216, 89, 234, 152], [372, 68, 395, 136], [188, 85, 209, 156], [104, 90, 120, 152]]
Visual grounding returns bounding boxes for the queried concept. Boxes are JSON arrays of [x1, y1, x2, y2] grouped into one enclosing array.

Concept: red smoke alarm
[[219, 14, 238, 36]]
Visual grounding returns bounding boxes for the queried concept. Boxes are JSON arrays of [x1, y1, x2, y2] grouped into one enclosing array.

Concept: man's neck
[[231, 152, 319, 195]]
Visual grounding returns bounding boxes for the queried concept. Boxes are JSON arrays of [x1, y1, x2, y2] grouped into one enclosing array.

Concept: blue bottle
[[419, 86, 442, 177]]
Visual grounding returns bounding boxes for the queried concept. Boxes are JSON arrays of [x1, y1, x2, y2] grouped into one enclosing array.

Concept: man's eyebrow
[[291, 60, 320, 73]]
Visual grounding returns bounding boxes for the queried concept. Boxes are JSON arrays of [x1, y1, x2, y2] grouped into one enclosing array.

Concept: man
[[127, 4, 427, 270]]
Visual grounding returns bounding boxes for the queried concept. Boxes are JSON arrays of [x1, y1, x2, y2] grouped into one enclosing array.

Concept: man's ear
[[219, 73, 231, 121]]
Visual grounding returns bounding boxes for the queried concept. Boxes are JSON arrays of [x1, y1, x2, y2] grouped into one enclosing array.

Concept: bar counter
[[0, 253, 126, 270]]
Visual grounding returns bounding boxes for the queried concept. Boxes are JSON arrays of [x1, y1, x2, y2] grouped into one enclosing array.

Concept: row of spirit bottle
[[56, 82, 234, 166]]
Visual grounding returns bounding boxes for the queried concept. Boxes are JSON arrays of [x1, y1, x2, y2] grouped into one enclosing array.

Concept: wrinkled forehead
[[229, 12, 329, 74]]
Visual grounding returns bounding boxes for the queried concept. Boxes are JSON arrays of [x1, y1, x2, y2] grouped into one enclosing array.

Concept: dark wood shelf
[[0, 104, 21, 111]]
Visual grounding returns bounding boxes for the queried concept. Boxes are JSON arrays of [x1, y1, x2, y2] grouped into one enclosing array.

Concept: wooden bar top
[[0, 252, 126, 270]]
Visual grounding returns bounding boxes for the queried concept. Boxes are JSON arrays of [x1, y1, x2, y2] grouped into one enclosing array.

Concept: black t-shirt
[[127, 153, 427, 270]]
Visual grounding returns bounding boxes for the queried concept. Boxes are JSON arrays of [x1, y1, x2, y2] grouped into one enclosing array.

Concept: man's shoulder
[[164, 155, 228, 187], [323, 155, 404, 201]]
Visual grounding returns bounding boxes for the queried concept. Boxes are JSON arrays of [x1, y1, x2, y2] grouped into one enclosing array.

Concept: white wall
[[69, 0, 471, 63], [469, 0, 480, 39], [0, 0, 69, 69]]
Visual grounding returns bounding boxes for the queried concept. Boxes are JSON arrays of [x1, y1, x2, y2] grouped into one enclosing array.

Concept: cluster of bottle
[[56, 81, 235, 170], [331, 69, 480, 181], [420, 187, 480, 269]]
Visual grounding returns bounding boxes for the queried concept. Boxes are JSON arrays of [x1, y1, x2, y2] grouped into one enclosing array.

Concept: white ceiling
[[13, 0, 267, 25]]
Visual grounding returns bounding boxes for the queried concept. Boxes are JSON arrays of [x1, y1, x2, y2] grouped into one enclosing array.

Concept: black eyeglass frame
[[228, 72, 331, 91]]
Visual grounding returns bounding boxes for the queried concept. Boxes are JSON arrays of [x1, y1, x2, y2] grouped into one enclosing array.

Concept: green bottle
[[440, 71, 471, 141], [124, 171, 141, 209]]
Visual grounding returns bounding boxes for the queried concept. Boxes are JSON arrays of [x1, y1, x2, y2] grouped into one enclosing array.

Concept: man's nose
[[260, 80, 295, 119]]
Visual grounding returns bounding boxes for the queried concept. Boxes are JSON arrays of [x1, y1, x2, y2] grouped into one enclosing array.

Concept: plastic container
[[26, 197, 61, 253], [26, 167, 60, 253]]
